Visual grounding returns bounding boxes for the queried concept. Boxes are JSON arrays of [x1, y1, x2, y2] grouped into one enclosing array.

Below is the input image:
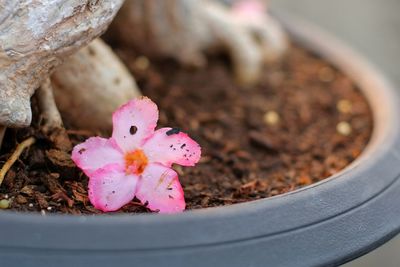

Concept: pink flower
[[71, 97, 201, 213]]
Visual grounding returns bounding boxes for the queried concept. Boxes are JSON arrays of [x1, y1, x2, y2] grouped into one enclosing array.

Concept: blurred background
[[270, 0, 400, 266], [271, 0, 400, 85]]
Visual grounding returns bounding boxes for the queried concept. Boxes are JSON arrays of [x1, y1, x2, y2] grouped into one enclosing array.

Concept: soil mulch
[[0, 44, 372, 214]]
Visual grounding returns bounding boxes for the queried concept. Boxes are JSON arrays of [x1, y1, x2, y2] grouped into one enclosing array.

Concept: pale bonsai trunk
[[0, 0, 125, 147]]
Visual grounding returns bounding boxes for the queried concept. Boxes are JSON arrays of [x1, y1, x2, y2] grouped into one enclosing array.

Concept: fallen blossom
[[72, 97, 201, 213]]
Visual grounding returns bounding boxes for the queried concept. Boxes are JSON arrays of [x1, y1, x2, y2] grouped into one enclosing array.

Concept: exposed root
[[37, 78, 64, 132], [36, 78, 72, 151], [52, 38, 141, 134], [0, 137, 35, 187], [0, 126, 5, 150]]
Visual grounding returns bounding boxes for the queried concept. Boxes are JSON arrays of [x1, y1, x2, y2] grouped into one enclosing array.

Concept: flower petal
[[112, 97, 158, 152], [88, 164, 138, 212], [71, 137, 123, 176], [143, 128, 201, 167], [136, 163, 185, 213]]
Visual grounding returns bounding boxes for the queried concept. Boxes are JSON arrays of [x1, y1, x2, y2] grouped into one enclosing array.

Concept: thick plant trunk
[[0, 0, 124, 128]]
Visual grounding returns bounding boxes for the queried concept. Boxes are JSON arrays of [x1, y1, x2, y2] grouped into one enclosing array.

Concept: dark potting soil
[[0, 45, 372, 214]]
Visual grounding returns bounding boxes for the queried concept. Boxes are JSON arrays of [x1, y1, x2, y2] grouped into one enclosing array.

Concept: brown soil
[[0, 45, 372, 214]]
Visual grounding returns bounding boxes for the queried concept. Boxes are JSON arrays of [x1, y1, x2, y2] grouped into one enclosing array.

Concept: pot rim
[[1, 11, 400, 265]]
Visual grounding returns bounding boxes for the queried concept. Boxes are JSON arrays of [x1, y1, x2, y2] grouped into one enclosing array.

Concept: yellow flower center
[[124, 149, 148, 175]]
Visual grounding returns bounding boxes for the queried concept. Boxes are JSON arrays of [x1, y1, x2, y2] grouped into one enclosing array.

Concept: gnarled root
[[51, 38, 141, 134], [36, 78, 71, 151], [108, 0, 288, 85]]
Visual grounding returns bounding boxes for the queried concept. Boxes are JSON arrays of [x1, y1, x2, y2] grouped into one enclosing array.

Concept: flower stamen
[[125, 149, 148, 175]]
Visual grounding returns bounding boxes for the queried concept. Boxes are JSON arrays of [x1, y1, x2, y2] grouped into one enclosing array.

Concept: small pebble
[[134, 56, 150, 71], [0, 199, 10, 209], [318, 67, 335, 82], [28, 203, 34, 208], [4, 194, 8, 199], [337, 121, 352, 136], [337, 99, 353, 114], [47, 206, 52, 211], [263, 111, 280, 126]]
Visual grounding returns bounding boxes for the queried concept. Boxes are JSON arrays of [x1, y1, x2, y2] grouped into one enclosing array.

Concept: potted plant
[[0, 1, 399, 266]]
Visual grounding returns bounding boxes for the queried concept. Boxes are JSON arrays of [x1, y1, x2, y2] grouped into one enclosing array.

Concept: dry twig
[[0, 137, 36, 186]]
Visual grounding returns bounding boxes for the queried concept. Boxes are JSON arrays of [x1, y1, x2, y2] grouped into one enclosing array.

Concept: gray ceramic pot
[[1, 12, 399, 267]]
